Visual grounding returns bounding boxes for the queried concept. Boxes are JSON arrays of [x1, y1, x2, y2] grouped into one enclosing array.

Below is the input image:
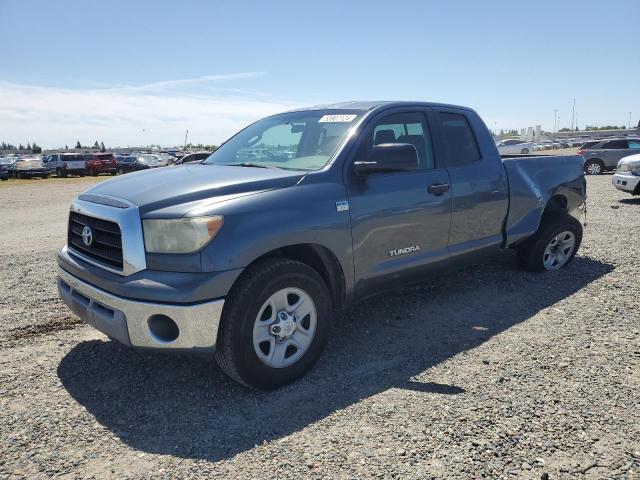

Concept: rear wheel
[[520, 148, 529, 154], [584, 159, 603, 175], [118, 168, 125, 175], [215, 258, 332, 390], [89, 168, 97, 176], [517, 212, 582, 272]]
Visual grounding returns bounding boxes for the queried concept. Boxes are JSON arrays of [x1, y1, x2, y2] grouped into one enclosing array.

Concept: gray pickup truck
[[57, 101, 586, 389]]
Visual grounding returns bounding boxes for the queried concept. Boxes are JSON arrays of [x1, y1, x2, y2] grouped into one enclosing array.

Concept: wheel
[[584, 159, 603, 175], [41, 175, 49, 179], [520, 148, 529, 154], [118, 168, 125, 175], [79, 171, 85, 177], [516, 212, 582, 272], [89, 168, 97, 176], [215, 258, 332, 390]]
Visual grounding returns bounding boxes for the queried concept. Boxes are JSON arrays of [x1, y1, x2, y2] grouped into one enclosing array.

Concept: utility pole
[[183, 130, 189, 151], [571, 99, 576, 133], [554, 109, 558, 134], [630, 112, 632, 130]]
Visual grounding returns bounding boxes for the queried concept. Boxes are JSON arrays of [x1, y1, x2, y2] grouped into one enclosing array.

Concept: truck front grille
[[68, 211, 124, 270]]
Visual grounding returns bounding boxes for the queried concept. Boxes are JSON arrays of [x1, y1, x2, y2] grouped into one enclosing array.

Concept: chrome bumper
[[57, 267, 224, 351]]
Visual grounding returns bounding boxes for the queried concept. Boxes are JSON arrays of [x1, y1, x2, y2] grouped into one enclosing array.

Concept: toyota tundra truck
[[57, 101, 586, 389]]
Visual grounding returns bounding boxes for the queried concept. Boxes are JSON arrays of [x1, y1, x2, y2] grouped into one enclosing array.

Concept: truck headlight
[[143, 216, 223, 254]]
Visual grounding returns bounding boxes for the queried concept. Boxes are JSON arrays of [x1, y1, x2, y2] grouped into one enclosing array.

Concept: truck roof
[[288, 100, 474, 113]]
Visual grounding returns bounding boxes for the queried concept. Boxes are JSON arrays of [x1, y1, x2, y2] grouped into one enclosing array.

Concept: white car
[[495, 139, 534, 155], [612, 153, 640, 195]]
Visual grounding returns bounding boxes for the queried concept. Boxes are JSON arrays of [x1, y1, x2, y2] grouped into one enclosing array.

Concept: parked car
[[84, 153, 117, 176], [612, 154, 640, 195], [495, 139, 534, 155], [13, 157, 50, 179], [0, 158, 11, 180], [153, 153, 175, 167], [172, 152, 211, 164], [46, 153, 87, 177], [580, 138, 640, 175], [116, 155, 161, 174], [57, 101, 587, 389]]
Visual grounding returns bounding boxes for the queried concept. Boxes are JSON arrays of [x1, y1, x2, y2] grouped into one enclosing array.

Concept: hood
[[85, 164, 306, 215], [617, 153, 640, 166]]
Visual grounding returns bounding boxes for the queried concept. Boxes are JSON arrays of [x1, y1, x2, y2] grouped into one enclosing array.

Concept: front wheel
[[215, 258, 332, 389], [520, 148, 529, 154], [517, 212, 583, 272]]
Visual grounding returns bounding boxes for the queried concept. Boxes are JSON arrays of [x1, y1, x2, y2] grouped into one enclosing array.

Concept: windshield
[[203, 110, 363, 171]]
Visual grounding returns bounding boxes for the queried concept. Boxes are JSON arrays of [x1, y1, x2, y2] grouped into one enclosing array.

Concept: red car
[[84, 153, 117, 176]]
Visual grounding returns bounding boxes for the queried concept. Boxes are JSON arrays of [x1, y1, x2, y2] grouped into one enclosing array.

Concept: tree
[[19, 144, 24, 150], [100, 141, 106, 152], [32, 142, 42, 154], [93, 140, 100, 149], [75, 141, 82, 149], [65, 145, 68, 150]]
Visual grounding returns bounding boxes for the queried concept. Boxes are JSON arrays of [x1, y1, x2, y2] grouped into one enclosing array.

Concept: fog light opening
[[147, 315, 179, 343]]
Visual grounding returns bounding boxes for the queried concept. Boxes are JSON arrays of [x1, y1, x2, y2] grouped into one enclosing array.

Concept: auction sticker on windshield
[[318, 114, 357, 123]]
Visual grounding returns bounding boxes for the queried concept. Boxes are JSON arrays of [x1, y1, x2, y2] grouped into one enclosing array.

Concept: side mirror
[[354, 143, 419, 174]]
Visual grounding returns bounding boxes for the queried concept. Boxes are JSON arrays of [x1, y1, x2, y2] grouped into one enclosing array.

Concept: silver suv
[[579, 138, 640, 175]]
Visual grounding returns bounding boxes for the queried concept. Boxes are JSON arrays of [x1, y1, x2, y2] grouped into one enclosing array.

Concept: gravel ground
[[1, 174, 639, 479]]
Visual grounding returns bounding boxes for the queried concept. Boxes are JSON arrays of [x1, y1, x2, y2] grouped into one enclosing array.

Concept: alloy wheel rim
[[252, 287, 317, 368], [543, 231, 576, 270], [587, 163, 601, 174]]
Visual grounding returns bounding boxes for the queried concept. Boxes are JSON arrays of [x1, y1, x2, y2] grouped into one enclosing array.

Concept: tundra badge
[[389, 245, 420, 257]]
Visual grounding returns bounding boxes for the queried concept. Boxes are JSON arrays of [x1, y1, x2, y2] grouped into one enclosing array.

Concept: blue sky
[[1, 0, 638, 147]]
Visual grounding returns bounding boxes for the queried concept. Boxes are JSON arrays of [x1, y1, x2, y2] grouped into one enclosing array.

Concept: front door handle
[[427, 183, 450, 195]]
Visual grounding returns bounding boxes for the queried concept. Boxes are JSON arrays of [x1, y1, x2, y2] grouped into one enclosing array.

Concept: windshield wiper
[[220, 162, 274, 169]]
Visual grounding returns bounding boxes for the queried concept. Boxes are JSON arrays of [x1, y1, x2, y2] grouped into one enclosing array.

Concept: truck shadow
[[57, 254, 612, 462]]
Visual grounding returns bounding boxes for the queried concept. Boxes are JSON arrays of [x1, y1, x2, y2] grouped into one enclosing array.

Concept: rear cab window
[[438, 112, 481, 166]]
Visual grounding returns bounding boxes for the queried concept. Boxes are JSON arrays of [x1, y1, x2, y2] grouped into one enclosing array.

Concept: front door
[[346, 109, 452, 299]]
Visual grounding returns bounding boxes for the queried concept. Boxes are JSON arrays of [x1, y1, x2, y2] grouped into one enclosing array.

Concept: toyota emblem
[[81, 225, 93, 247]]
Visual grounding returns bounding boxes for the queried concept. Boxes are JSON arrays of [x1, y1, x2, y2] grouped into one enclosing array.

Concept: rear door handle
[[428, 183, 450, 195]]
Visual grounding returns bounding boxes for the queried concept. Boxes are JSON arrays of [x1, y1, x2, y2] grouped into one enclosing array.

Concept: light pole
[[571, 99, 576, 132], [183, 129, 189, 151], [630, 112, 632, 130], [554, 109, 558, 133]]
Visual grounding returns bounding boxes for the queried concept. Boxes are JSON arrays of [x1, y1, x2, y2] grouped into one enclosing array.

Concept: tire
[[516, 212, 583, 272], [41, 175, 49, 179], [520, 148, 529, 154], [89, 168, 97, 176], [118, 168, 125, 175], [215, 258, 332, 390], [584, 159, 603, 175], [57, 168, 68, 178]]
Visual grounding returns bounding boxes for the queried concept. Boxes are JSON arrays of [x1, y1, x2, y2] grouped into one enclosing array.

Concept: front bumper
[[58, 267, 225, 351], [612, 173, 640, 193]]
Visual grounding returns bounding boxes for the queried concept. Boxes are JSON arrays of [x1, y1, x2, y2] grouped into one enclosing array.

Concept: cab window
[[365, 112, 435, 170], [438, 112, 481, 166]]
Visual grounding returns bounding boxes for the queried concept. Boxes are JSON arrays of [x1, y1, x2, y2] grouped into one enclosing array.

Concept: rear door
[[434, 108, 509, 259], [601, 140, 629, 168], [345, 108, 452, 298]]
